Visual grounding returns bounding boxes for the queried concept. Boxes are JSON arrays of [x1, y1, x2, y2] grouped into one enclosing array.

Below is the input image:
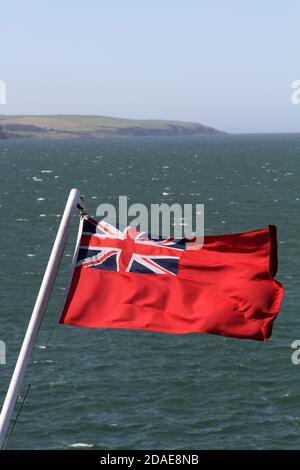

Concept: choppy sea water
[[0, 134, 299, 449]]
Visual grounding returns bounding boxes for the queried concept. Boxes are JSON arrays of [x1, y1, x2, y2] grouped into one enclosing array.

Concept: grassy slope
[[0, 114, 224, 137]]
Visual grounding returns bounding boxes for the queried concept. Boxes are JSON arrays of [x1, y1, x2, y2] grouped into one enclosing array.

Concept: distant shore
[[0, 114, 225, 140]]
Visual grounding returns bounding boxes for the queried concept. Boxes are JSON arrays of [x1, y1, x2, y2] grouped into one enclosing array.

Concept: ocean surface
[[0, 134, 299, 450]]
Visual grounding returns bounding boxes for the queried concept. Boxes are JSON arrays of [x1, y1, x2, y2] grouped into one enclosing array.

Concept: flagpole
[[0, 188, 83, 449]]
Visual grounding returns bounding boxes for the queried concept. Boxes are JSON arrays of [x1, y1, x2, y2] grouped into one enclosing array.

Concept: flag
[[59, 216, 284, 341]]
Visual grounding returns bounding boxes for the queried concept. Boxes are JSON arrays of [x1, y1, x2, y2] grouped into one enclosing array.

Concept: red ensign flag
[[60, 216, 284, 341]]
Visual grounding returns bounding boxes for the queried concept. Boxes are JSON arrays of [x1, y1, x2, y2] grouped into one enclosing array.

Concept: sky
[[0, 0, 300, 133]]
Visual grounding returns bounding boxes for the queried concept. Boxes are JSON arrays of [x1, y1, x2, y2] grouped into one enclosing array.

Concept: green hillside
[[0, 114, 225, 139]]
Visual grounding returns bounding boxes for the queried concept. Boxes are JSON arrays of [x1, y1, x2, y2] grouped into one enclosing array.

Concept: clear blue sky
[[1, 0, 299, 133]]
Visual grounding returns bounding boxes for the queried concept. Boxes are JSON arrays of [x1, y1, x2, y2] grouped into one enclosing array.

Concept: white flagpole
[[0, 188, 83, 449]]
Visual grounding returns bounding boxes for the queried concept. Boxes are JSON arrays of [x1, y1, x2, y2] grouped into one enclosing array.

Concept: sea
[[0, 134, 299, 449]]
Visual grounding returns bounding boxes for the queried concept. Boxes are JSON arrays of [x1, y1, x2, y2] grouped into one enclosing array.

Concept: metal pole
[[0, 188, 82, 449]]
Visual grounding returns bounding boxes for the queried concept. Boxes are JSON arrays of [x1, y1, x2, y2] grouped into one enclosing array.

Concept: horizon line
[[0, 113, 300, 135]]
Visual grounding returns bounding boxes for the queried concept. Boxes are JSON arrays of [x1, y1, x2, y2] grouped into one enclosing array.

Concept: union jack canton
[[76, 216, 186, 275]]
